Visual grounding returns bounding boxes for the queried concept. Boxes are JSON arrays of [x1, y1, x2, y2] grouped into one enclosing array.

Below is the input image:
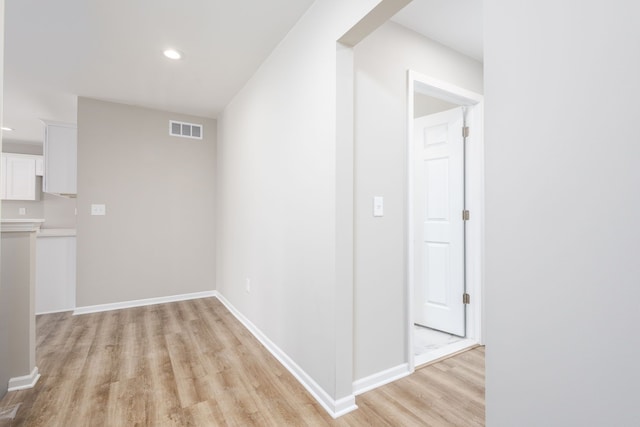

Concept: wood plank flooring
[[0, 297, 484, 426]]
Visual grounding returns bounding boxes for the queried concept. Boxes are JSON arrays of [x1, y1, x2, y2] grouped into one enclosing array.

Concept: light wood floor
[[0, 297, 484, 426]]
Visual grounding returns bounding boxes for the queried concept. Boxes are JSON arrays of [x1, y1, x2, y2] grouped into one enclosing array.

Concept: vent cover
[[169, 120, 203, 139]]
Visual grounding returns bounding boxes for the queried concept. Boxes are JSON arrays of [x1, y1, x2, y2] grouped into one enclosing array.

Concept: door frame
[[406, 70, 484, 371]]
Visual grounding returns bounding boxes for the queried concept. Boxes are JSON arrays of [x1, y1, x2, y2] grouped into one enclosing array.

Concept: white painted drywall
[[41, 193, 76, 228], [485, 1, 640, 425], [76, 98, 216, 307], [216, 0, 380, 401], [2, 142, 42, 155], [414, 93, 457, 118], [2, 194, 75, 227], [0, 0, 8, 399], [352, 21, 482, 381], [1, 200, 44, 219]]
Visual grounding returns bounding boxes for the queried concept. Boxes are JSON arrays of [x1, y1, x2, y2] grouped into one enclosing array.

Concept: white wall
[[353, 21, 482, 381], [2, 141, 41, 155], [0, 0, 8, 399], [77, 98, 216, 307], [2, 200, 44, 219], [217, 0, 379, 403], [41, 193, 76, 228], [414, 93, 457, 118], [485, 1, 640, 425]]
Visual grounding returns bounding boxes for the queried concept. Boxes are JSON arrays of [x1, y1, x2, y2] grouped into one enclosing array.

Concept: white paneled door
[[413, 107, 466, 336]]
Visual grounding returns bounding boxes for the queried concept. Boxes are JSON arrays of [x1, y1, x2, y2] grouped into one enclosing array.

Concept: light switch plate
[[373, 196, 384, 217], [91, 204, 106, 216]]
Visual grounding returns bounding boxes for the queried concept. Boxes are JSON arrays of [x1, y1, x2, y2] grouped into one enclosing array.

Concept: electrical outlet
[[373, 196, 384, 217], [18, 208, 26, 216], [245, 278, 251, 294], [91, 204, 106, 216]]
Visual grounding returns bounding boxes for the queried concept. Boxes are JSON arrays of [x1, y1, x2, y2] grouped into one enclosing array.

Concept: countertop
[[37, 228, 77, 237], [1, 219, 76, 236], [1, 218, 45, 232]]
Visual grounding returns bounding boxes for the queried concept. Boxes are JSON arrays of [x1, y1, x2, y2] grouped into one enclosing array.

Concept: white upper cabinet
[[35, 156, 44, 176], [43, 122, 77, 195], [1, 153, 41, 201]]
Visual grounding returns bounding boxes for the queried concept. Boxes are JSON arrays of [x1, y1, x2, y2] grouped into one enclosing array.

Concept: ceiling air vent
[[169, 120, 203, 140]]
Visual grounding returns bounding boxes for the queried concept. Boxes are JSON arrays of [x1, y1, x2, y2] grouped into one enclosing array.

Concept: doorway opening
[[406, 71, 484, 369]]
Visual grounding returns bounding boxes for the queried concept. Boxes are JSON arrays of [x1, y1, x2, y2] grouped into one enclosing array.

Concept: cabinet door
[[44, 124, 77, 194], [35, 156, 44, 176], [35, 236, 77, 314], [5, 154, 36, 200]]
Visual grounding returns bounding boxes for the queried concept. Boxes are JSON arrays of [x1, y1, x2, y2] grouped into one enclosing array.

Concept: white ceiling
[[2, 0, 482, 143], [3, 0, 315, 142]]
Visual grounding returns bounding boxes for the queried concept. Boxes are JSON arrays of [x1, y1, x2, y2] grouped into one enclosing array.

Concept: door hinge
[[463, 293, 471, 305], [462, 126, 470, 138], [462, 210, 470, 221]]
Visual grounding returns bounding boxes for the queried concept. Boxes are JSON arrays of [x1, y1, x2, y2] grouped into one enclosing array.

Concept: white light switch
[[18, 208, 26, 216], [373, 196, 384, 217], [91, 204, 106, 216]]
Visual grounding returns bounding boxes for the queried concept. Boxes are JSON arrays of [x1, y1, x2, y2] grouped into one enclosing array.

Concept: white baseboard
[[36, 307, 74, 316], [352, 363, 411, 396], [214, 292, 357, 419], [8, 367, 40, 391], [73, 291, 217, 315]]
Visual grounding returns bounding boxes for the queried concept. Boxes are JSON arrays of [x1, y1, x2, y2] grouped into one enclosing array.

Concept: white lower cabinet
[[35, 232, 76, 314]]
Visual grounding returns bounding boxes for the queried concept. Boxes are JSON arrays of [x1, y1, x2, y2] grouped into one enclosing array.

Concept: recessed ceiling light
[[163, 49, 182, 60], [2, 126, 14, 131]]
